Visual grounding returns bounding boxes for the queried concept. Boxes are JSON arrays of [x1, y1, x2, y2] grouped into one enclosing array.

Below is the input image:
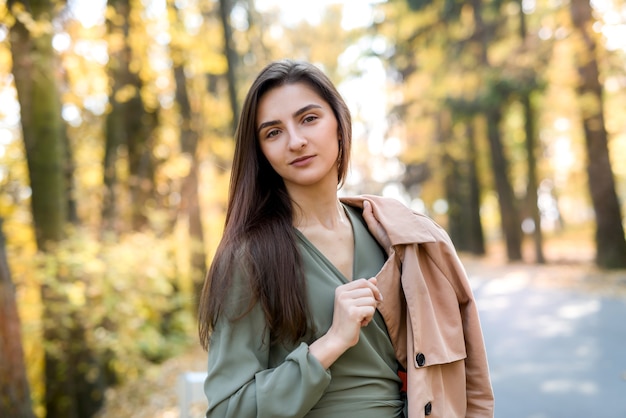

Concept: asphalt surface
[[471, 267, 626, 418]]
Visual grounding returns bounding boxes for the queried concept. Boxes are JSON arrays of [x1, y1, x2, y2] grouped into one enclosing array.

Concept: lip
[[289, 155, 315, 166]]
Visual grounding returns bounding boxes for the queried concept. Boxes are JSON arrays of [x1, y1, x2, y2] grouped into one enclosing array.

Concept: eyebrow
[[257, 104, 323, 134]]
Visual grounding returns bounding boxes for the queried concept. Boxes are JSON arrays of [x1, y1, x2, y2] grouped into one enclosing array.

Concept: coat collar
[[340, 195, 438, 246]]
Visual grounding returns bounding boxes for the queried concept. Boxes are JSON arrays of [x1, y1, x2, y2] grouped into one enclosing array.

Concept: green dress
[[204, 205, 404, 418]]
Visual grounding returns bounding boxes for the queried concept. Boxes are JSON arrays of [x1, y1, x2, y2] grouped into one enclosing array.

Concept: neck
[[289, 187, 347, 230]]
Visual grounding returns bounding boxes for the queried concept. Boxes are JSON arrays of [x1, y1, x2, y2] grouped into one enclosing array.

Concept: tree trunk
[[517, 0, 545, 264], [64, 131, 79, 224], [9, 3, 72, 416], [486, 108, 523, 261], [439, 112, 464, 245], [522, 94, 545, 263], [173, 65, 207, 311], [9, 0, 67, 247], [171, 0, 208, 312], [102, 0, 130, 236], [569, 0, 626, 269], [0, 217, 35, 418], [441, 113, 485, 255], [9, 2, 106, 416], [103, 0, 157, 233], [219, 0, 239, 134], [464, 120, 486, 255], [127, 98, 157, 231], [101, 95, 123, 235], [470, 0, 522, 261]]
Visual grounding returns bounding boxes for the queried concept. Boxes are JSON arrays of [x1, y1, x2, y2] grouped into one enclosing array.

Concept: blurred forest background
[[0, 0, 625, 417]]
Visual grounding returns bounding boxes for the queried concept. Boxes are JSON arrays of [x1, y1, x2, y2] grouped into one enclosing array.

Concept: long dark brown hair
[[198, 60, 352, 349]]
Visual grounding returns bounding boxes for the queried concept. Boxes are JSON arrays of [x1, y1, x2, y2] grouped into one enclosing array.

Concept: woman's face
[[256, 82, 340, 192]]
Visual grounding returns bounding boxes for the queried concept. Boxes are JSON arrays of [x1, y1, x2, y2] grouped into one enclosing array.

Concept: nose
[[287, 127, 307, 151]]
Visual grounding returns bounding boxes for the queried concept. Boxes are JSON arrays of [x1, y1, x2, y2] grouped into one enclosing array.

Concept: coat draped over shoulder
[[340, 195, 495, 418]]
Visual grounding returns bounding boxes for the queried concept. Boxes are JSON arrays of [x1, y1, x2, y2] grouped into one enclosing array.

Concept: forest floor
[[95, 238, 626, 418]]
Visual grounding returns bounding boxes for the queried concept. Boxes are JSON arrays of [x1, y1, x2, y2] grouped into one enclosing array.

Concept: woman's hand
[[329, 278, 383, 345], [362, 200, 391, 253], [309, 278, 383, 369]]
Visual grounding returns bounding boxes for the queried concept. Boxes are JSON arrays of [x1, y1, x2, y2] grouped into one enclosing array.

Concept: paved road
[[471, 269, 626, 418]]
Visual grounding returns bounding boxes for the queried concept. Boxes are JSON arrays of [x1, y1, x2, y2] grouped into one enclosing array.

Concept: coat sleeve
[[431, 232, 495, 417], [204, 270, 331, 418]]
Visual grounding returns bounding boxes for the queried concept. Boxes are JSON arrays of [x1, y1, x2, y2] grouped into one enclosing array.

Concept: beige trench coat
[[341, 195, 495, 418]]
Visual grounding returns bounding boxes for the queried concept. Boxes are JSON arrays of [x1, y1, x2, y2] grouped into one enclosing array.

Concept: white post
[[178, 372, 207, 418]]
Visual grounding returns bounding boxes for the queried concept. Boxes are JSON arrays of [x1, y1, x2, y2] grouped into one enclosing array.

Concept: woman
[[198, 60, 494, 418]]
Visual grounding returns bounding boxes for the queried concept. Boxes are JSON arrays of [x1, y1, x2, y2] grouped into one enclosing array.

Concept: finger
[[353, 305, 376, 324], [361, 318, 371, 327], [338, 289, 378, 307], [367, 277, 383, 302], [360, 309, 376, 326], [351, 277, 378, 291], [345, 284, 382, 304], [337, 279, 383, 303], [342, 278, 376, 293], [362, 200, 377, 229], [362, 201, 392, 254]]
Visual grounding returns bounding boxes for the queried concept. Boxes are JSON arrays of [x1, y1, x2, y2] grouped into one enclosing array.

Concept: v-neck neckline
[[294, 203, 358, 282]]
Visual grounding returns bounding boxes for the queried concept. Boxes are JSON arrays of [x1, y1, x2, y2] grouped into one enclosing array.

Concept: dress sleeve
[[204, 270, 332, 418]]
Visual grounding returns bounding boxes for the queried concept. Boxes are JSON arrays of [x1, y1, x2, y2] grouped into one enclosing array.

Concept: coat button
[[425, 401, 432, 415], [415, 352, 426, 367]]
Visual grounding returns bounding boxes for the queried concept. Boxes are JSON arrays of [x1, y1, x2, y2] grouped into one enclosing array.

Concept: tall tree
[[569, 0, 626, 269], [101, 0, 129, 235], [0, 217, 35, 418], [218, 0, 239, 134], [439, 112, 481, 252], [444, 116, 486, 255], [465, 121, 486, 255], [517, 0, 545, 263], [471, 0, 523, 261], [103, 0, 158, 234], [8, 0, 67, 245], [8, 1, 105, 416], [169, 0, 207, 310], [521, 90, 544, 263]]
